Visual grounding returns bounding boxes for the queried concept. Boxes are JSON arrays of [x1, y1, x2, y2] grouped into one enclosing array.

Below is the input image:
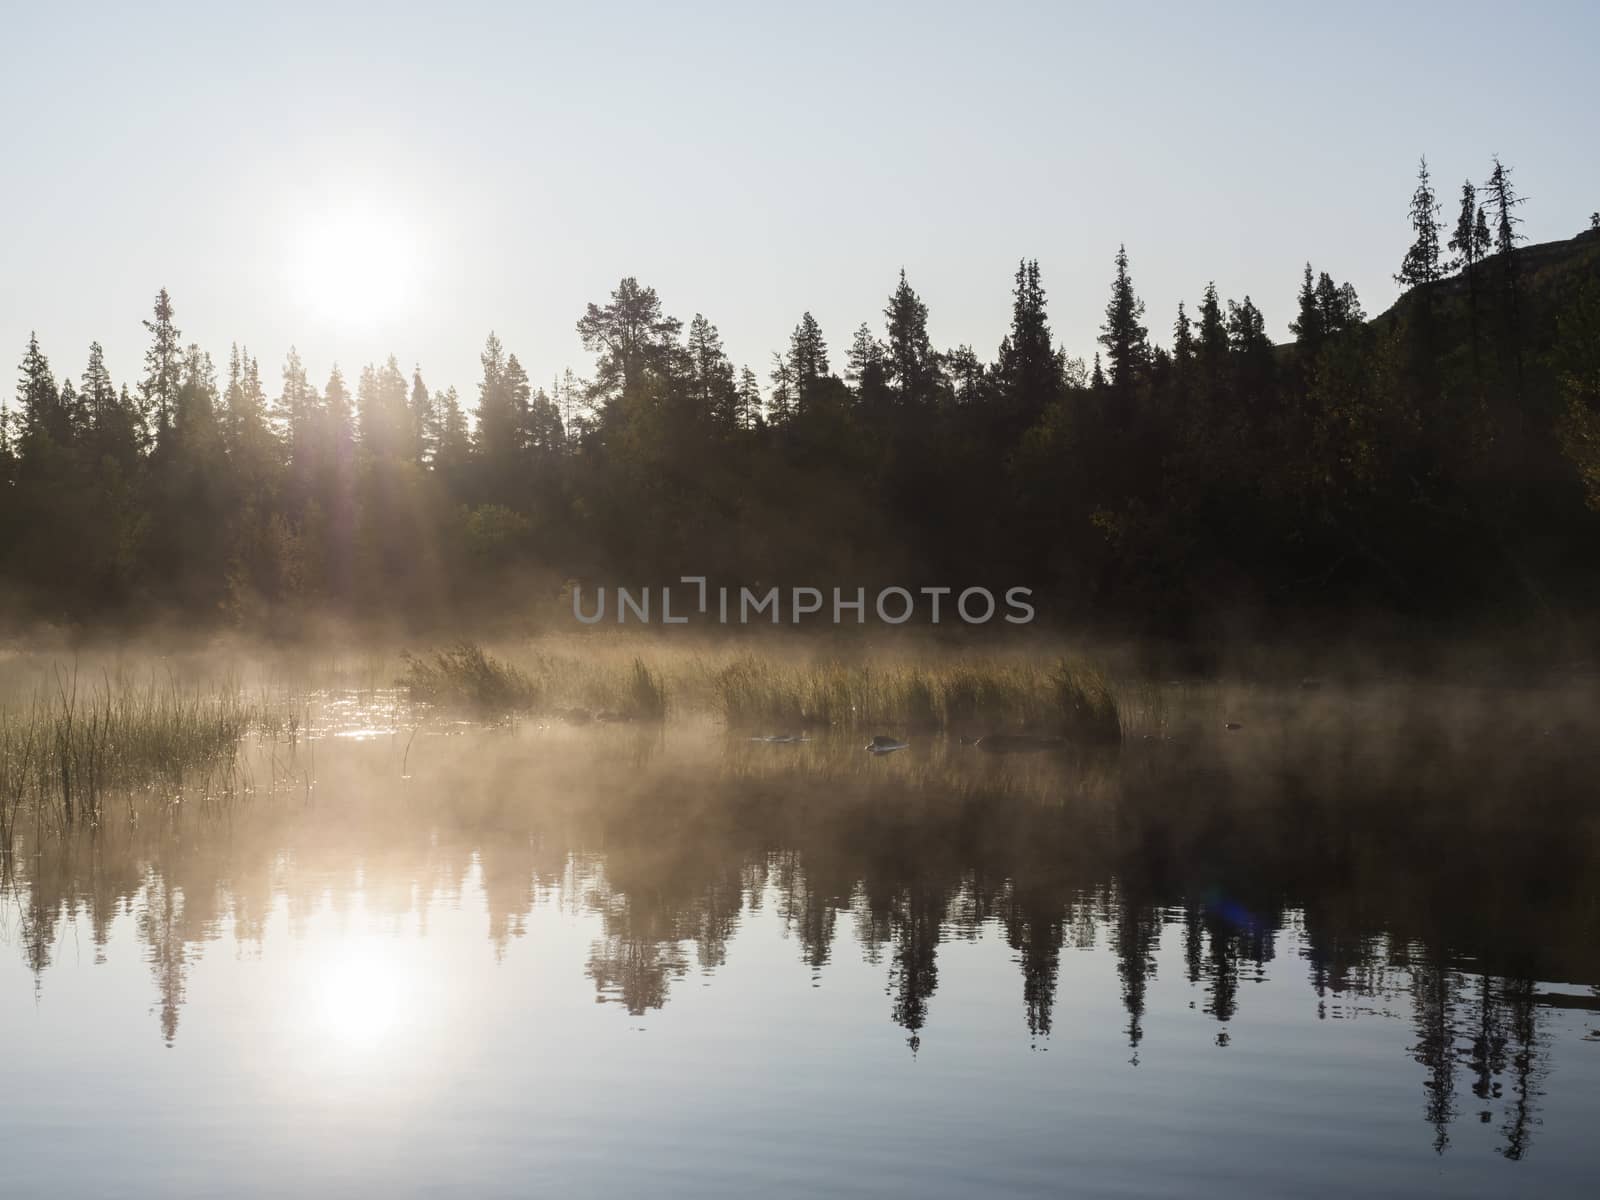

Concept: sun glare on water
[[309, 942, 411, 1050], [287, 203, 423, 327]]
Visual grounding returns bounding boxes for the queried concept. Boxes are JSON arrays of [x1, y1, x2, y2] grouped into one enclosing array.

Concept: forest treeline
[[3, 157, 1599, 637]]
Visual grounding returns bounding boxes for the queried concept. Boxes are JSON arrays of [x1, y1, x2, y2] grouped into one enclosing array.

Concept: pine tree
[[1396, 156, 1444, 289], [786, 313, 830, 410], [575, 277, 682, 405], [945, 345, 985, 405], [139, 288, 182, 446], [884, 269, 937, 405], [1090, 353, 1106, 390], [845, 321, 890, 408], [555, 367, 590, 447], [1097, 245, 1149, 392], [735, 366, 761, 429], [767, 351, 795, 424]]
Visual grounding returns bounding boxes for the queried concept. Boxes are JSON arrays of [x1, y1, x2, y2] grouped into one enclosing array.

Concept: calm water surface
[[4, 685, 1599, 1198]]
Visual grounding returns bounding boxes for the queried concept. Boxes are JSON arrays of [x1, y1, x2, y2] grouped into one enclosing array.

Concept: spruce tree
[[997, 259, 1058, 417], [1196, 282, 1228, 404], [139, 288, 182, 445], [476, 335, 532, 499], [18, 332, 63, 447], [1448, 182, 1490, 273], [1483, 156, 1528, 386], [81, 341, 139, 468], [1449, 183, 1492, 373], [525, 386, 564, 456], [404, 367, 434, 463], [433, 386, 472, 481], [884, 269, 936, 405], [1097, 245, 1149, 392], [1290, 264, 1325, 353], [1483, 156, 1525, 257], [1172, 303, 1194, 369], [322, 366, 356, 469], [1396, 156, 1444, 289], [686, 313, 737, 425]]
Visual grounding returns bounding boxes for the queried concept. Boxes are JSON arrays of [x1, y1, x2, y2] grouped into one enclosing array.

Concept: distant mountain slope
[[1373, 225, 1600, 327]]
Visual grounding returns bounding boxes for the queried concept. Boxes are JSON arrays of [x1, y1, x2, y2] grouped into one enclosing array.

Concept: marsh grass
[[625, 658, 669, 721], [399, 643, 541, 712], [399, 644, 670, 721], [1, 638, 1131, 852], [708, 653, 1126, 739], [0, 672, 278, 842], [396, 640, 1129, 739]]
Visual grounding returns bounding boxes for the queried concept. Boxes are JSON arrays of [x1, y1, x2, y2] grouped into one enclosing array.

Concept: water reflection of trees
[[2, 712, 1597, 1159]]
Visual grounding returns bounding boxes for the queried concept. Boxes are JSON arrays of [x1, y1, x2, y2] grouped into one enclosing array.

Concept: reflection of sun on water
[[310, 943, 410, 1050]]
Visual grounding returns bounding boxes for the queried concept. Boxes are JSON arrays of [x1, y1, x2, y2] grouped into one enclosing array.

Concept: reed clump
[[625, 658, 669, 721], [711, 654, 1123, 741], [0, 674, 265, 839], [1053, 660, 1122, 745], [399, 643, 670, 722], [399, 642, 541, 712]]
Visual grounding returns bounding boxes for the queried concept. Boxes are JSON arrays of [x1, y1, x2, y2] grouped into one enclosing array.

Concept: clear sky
[[3, 0, 1596, 415]]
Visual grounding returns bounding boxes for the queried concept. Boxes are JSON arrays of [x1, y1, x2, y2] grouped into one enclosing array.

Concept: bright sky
[[3, 1, 1596, 413]]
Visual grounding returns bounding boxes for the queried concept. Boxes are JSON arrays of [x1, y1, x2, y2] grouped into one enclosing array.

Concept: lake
[[3, 680, 1599, 1198]]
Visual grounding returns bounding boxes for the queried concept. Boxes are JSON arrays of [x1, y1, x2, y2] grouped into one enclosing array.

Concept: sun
[[287, 202, 422, 327]]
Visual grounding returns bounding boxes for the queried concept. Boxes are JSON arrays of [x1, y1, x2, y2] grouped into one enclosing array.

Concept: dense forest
[[3, 157, 1599, 639]]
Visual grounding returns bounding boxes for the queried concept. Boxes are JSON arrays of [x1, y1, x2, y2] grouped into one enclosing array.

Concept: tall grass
[[396, 641, 1127, 740], [0, 673, 268, 841], [710, 654, 1124, 741], [399, 642, 540, 712], [399, 644, 668, 721]]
